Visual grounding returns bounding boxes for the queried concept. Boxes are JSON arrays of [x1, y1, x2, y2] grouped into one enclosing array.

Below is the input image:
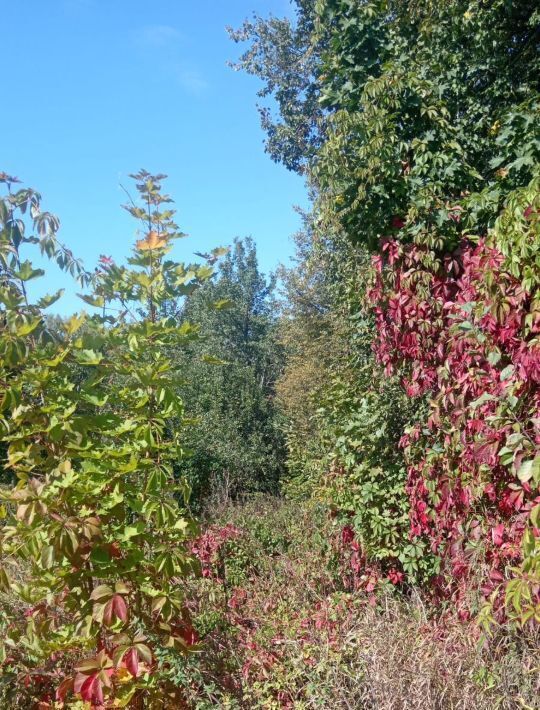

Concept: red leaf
[[124, 648, 139, 677], [181, 624, 199, 646], [104, 594, 128, 625], [75, 673, 103, 705], [341, 525, 354, 545], [55, 678, 74, 703], [387, 568, 404, 585], [112, 594, 128, 622], [491, 524, 504, 547]]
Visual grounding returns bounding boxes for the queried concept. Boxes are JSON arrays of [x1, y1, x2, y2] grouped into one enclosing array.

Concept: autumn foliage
[[370, 182, 540, 622]]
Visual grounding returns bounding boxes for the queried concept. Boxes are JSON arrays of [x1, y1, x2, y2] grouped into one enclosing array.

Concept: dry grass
[[306, 598, 539, 710], [189, 496, 540, 709], [1, 495, 539, 708]]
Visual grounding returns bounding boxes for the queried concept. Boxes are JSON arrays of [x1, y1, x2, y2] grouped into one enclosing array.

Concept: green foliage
[[229, 0, 323, 173], [310, 0, 540, 616], [492, 174, 540, 291], [0, 170, 212, 707], [235, 0, 540, 607], [314, 241, 436, 581], [275, 214, 336, 496], [274, 199, 430, 578], [318, 359, 434, 581], [1, 1, 539, 705], [314, 0, 539, 249], [177, 238, 286, 504]]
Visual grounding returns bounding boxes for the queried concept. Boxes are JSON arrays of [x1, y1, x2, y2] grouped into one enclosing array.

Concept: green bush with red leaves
[[0, 171, 219, 708], [311, 0, 540, 622]]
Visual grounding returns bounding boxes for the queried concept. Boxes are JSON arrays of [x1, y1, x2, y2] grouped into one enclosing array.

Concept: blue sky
[[0, 0, 308, 313]]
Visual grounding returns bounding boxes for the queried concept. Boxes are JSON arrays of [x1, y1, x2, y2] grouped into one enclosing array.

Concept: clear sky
[[0, 0, 308, 314]]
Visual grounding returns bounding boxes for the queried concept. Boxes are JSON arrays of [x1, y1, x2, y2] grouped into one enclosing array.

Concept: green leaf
[[74, 349, 103, 365], [212, 299, 233, 310], [201, 354, 228, 365], [134, 642, 152, 663], [500, 365, 515, 381], [90, 547, 110, 566], [37, 289, 64, 309], [78, 293, 105, 307], [0, 567, 11, 592], [119, 524, 145, 542], [90, 585, 113, 601], [517, 459, 534, 483], [65, 313, 86, 334], [15, 317, 41, 336], [14, 260, 44, 281]]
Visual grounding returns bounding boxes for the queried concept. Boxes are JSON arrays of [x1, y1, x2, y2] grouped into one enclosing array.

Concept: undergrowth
[[1, 495, 539, 707], [175, 496, 540, 709]]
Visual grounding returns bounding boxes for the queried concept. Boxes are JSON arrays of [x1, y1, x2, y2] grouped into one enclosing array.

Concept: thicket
[[1, 0, 539, 707], [175, 496, 540, 709], [235, 0, 540, 622]]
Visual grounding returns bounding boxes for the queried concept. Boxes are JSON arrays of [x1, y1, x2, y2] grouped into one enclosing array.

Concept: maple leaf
[[135, 230, 168, 251]]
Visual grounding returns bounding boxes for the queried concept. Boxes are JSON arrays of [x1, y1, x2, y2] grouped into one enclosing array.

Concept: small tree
[[0, 170, 214, 707]]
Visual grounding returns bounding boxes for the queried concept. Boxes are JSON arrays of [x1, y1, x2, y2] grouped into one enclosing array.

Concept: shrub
[[0, 170, 214, 707]]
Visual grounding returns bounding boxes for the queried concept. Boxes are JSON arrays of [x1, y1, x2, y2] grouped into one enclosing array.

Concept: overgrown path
[[183, 497, 539, 709]]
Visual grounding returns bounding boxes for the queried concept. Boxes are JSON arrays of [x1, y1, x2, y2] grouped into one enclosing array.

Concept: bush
[[0, 171, 213, 707]]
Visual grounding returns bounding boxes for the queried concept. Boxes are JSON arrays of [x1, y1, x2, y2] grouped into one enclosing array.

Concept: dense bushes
[[0, 171, 211, 707], [279, 230, 434, 580], [236, 0, 540, 620], [371, 187, 540, 621], [172, 497, 540, 709], [1, 0, 539, 705], [236, 0, 540, 623], [313, 0, 540, 617]]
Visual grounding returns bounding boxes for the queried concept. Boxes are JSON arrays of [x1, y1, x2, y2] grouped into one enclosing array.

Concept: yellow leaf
[[116, 666, 131, 684], [135, 230, 168, 251]]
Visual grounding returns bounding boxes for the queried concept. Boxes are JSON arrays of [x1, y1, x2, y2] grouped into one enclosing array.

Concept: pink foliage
[[191, 524, 241, 579]]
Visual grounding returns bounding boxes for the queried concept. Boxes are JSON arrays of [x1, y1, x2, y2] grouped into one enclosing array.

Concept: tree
[[228, 0, 323, 173], [314, 0, 540, 248], [275, 211, 336, 495], [178, 237, 286, 504]]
